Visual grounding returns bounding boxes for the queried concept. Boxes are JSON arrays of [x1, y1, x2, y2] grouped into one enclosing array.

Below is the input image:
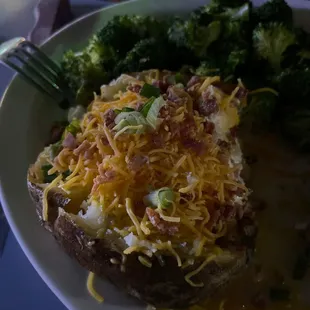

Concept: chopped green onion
[[140, 97, 156, 117], [41, 164, 57, 183], [113, 111, 148, 134], [115, 107, 135, 114], [122, 107, 135, 112], [144, 187, 175, 209], [146, 96, 166, 129], [49, 141, 62, 159], [66, 119, 80, 137], [140, 83, 160, 98], [175, 72, 185, 84], [175, 83, 184, 89]]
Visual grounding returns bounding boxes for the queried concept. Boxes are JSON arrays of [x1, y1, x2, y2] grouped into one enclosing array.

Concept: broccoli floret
[[219, 2, 250, 21], [86, 35, 117, 72], [277, 67, 310, 107], [115, 38, 167, 74], [61, 50, 82, 93], [116, 37, 193, 75], [168, 17, 221, 59], [252, 0, 293, 26], [253, 22, 296, 72], [195, 60, 220, 76], [210, 0, 249, 8], [96, 16, 141, 57], [96, 15, 170, 59], [133, 15, 171, 39], [280, 108, 310, 151], [241, 91, 278, 131], [275, 68, 310, 150], [61, 48, 109, 106], [226, 48, 248, 75]]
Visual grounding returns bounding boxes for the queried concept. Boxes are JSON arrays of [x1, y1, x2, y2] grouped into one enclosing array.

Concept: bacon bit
[[128, 155, 148, 172], [62, 133, 77, 150], [221, 204, 236, 220], [183, 139, 205, 156], [73, 140, 91, 156], [230, 126, 238, 139], [88, 114, 94, 121], [180, 117, 205, 155], [152, 133, 164, 148], [152, 80, 169, 94], [180, 193, 194, 202], [48, 123, 65, 145], [218, 151, 230, 165], [134, 201, 146, 218], [146, 207, 178, 236], [103, 109, 116, 129], [101, 136, 109, 146], [167, 86, 187, 104], [99, 165, 116, 179], [92, 170, 116, 193], [159, 103, 177, 121], [204, 121, 215, 134], [128, 84, 142, 93], [84, 144, 97, 160], [198, 89, 219, 116], [187, 76, 201, 88], [205, 208, 221, 230]]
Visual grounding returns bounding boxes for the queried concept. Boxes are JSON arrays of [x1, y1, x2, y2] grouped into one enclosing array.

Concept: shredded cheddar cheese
[[86, 272, 104, 303], [42, 174, 63, 221], [36, 72, 251, 290], [185, 255, 216, 287]]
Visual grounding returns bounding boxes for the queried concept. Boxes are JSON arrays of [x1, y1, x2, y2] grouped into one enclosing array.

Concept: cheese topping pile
[[34, 70, 250, 285]]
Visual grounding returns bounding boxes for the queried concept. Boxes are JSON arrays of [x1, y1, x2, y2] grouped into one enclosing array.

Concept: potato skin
[[27, 176, 255, 309]]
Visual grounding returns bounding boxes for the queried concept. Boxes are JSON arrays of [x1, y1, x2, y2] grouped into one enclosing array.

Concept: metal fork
[[0, 37, 74, 108]]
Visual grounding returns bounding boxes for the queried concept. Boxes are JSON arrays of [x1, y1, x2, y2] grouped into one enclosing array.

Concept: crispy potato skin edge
[[27, 177, 253, 309]]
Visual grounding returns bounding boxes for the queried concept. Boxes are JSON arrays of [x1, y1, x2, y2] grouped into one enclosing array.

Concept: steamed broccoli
[[226, 48, 248, 75], [96, 16, 141, 57], [275, 68, 310, 150], [196, 60, 220, 76], [281, 109, 310, 151], [241, 91, 278, 131], [115, 38, 168, 74], [168, 16, 221, 59], [253, 23, 296, 72], [252, 0, 293, 26], [277, 67, 310, 107], [61, 47, 109, 106], [96, 15, 170, 59], [210, 0, 249, 8]]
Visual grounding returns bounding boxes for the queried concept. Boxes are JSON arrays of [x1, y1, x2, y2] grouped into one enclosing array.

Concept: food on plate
[[61, 0, 310, 152], [27, 0, 310, 309], [28, 70, 256, 308]]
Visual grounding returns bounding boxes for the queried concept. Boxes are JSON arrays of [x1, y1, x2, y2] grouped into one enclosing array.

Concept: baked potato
[[27, 71, 256, 309]]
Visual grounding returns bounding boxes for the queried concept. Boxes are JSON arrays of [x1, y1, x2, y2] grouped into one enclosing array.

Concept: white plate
[[1, 1, 310, 309]]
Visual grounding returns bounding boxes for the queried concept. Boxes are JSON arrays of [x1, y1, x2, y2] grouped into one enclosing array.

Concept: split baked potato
[[27, 71, 256, 308]]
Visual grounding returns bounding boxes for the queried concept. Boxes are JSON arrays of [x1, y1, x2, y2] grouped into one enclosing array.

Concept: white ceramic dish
[[1, 0, 310, 309]]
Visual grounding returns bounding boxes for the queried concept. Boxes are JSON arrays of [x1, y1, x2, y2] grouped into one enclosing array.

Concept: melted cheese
[[42, 74, 250, 288]]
